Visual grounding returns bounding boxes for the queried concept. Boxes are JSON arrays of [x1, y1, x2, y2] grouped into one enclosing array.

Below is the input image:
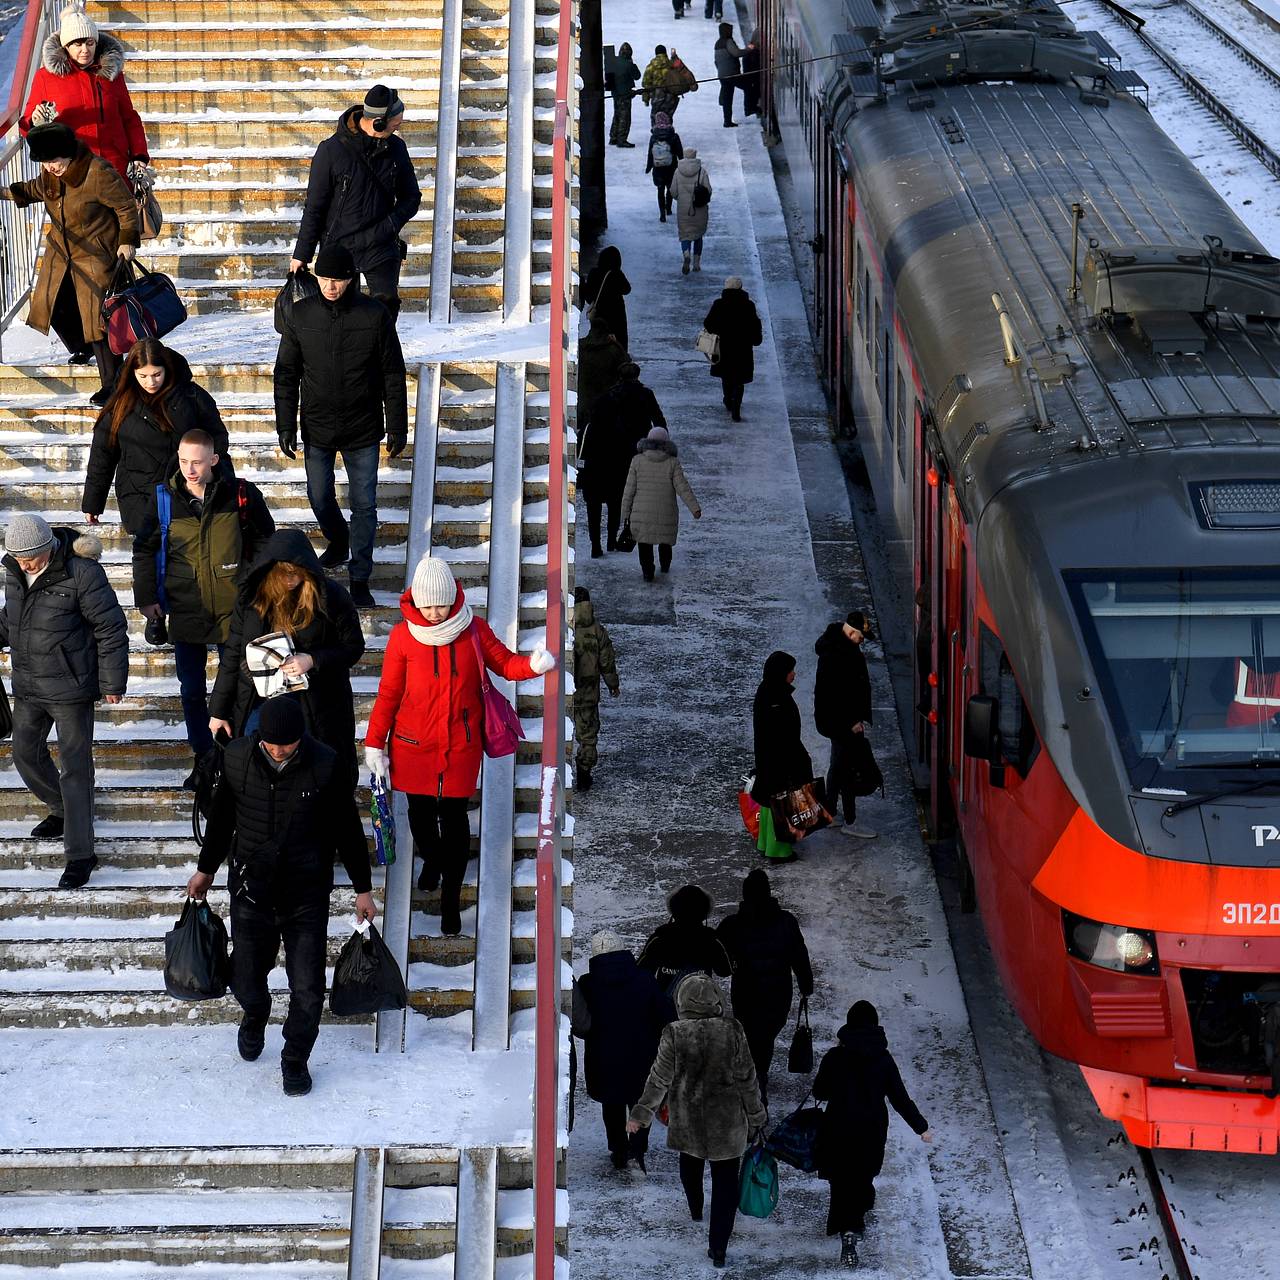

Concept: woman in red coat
[[365, 556, 556, 935], [21, 5, 150, 183]]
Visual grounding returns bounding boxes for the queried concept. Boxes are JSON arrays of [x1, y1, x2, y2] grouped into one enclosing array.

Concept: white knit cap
[[411, 555, 456, 609], [59, 4, 97, 45], [590, 930, 625, 958]]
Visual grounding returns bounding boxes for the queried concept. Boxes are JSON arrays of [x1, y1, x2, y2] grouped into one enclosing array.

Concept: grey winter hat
[[590, 929, 625, 958], [4, 513, 55, 557], [724, 276, 743, 290], [363, 83, 404, 122], [647, 426, 670, 443]]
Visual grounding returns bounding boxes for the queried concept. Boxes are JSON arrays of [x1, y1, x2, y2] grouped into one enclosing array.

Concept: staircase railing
[[0, 0, 60, 353], [533, 0, 575, 1274]]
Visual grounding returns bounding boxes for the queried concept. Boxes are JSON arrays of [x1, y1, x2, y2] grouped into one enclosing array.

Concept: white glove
[[529, 643, 556, 675], [364, 746, 390, 783], [31, 101, 57, 126]]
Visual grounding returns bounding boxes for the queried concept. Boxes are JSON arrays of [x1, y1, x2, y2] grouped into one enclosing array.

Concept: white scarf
[[407, 601, 474, 646]]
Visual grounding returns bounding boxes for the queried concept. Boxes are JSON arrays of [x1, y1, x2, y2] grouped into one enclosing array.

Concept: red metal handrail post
[[533, 2, 575, 1276]]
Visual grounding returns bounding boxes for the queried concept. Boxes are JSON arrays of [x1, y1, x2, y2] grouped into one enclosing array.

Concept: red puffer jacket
[[365, 586, 536, 798], [21, 33, 148, 180]]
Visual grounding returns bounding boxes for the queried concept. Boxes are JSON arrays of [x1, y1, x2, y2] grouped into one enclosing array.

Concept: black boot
[[282, 1059, 312, 1097], [57, 855, 98, 889], [238, 1015, 267, 1061], [840, 1233, 859, 1268], [440, 882, 463, 936], [30, 814, 64, 839], [349, 579, 375, 608], [591, 542, 605, 559], [576, 766, 592, 792], [318, 538, 349, 569], [417, 857, 440, 893]]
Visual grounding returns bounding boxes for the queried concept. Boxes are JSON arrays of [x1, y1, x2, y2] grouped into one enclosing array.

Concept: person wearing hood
[[571, 588, 619, 792], [627, 973, 766, 1268], [208, 529, 365, 788], [815, 610, 877, 839], [274, 242, 409, 608], [20, 3, 149, 182], [740, 34, 763, 118], [637, 884, 733, 992], [669, 149, 711, 275], [644, 111, 683, 222], [1, 514, 127, 888], [576, 311, 629, 431], [83, 338, 232, 536], [363, 556, 555, 935], [572, 930, 674, 1170], [620, 426, 701, 582], [0, 123, 138, 404], [713, 24, 744, 126], [702, 278, 762, 421], [582, 245, 632, 352], [608, 42, 640, 147], [813, 1000, 931, 1268], [641, 46, 674, 112], [751, 651, 814, 862], [290, 83, 422, 319], [716, 868, 814, 1102]]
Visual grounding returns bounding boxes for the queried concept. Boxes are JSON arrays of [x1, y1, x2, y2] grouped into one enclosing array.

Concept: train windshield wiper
[[1163, 773, 1280, 816]]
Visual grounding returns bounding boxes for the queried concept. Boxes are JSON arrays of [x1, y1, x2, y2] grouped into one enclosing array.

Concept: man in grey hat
[[0, 513, 128, 887], [290, 83, 422, 321]]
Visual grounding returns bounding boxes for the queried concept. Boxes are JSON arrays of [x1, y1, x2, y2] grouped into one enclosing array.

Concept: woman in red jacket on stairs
[[365, 556, 556, 935]]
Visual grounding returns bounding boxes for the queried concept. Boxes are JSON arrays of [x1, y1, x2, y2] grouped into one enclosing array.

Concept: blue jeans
[[174, 641, 221, 757], [304, 442, 380, 584], [681, 238, 704, 256]]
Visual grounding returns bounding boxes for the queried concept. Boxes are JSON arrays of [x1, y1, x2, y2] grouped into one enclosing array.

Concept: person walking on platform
[[186, 695, 376, 1098], [645, 111, 683, 222], [741, 33, 763, 118], [0, 514, 127, 889], [814, 1000, 931, 1268], [582, 245, 632, 352], [619, 426, 702, 582], [670, 149, 711, 275], [638, 884, 733, 992], [627, 974, 766, 1268], [363, 556, 555, 936], [716, 868, 814, 1104], [571, 587, 619, 792], [702, 277, 762, 421], [572, 930, 674, 1171], [714, 24, 744, 126], [815, 610, 878, 839], [577, 311, 629, 431], [641, 46, 677, 120], [751, 650, 813, 862], [609, 42, 640, 146]]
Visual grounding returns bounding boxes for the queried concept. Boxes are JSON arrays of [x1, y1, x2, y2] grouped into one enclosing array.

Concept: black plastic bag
[[329, 922, 409, 1017], [0, 678, 11, 740], [787, 996, 813, 1073], [846, 733, 884, 798], [274, 267, 320, 335], [164, 897, 231, 1001]]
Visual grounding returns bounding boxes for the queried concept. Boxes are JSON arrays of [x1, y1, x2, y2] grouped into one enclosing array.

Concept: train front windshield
[[1068, 571, 1280, 785]]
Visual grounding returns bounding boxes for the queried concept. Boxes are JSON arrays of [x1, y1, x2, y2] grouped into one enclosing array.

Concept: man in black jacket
[[290, 84, 421, 320], [186, 696, 376, 1097], [814, 610, 877, 839], [274, 243, 408, 609], [0, 515, 128, 888]]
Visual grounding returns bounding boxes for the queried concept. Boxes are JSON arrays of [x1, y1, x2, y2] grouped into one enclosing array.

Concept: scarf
[[407, 601, 474, 646]]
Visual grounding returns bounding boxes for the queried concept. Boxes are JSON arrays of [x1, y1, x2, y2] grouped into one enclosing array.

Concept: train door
[[944, 489, 974, 818], [915, 407, 942, 828]]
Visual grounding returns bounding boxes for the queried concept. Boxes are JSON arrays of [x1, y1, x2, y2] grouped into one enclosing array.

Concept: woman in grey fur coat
[[619, 426, 701, 581], [628, 973, 766, 1268]]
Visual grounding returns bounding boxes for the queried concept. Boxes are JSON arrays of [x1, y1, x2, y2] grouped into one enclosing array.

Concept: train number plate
[[1222, 902, 1280, 925]]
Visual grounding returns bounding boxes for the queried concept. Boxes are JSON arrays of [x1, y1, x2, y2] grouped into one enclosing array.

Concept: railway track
[[1136, 1147, 1197, 1280]]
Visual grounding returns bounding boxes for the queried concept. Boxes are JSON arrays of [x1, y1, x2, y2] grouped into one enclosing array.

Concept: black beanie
[[847, 1000, 879, 1029], [574, 586, 590, 603], [668, 884, 712, 923], [313, 244, 355, 280], [742, 868, 771, 903], [27, 123, 78, 163], [363, 83, 404, 120], [259, 696, 305, 745]]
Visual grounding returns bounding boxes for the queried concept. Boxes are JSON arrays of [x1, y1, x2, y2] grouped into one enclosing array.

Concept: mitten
[[529, 643, 556, 675]]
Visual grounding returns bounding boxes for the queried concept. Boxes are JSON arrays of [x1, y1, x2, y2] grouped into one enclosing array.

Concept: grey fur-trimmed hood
[[41, 30, 125, 80], [636, 438, 678, 458]]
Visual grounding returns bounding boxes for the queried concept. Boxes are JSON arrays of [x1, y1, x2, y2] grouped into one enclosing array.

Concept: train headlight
[[1063, 911, 1160, 976]]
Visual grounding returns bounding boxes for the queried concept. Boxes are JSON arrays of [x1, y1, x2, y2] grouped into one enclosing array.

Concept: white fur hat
[[59, 3, 97, 46], [411, 555, 456, 609], [590, 930, 625, 958]]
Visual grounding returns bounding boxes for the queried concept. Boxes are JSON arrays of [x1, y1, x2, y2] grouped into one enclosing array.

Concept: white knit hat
[[4, 513, 55, 557], [59, 3, 97, 46], [590, 930, 625, 958], [411, 555, 456, 609]]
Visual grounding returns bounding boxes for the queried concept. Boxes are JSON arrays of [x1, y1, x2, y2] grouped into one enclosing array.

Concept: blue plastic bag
[[766, 1103, 822, 1172]]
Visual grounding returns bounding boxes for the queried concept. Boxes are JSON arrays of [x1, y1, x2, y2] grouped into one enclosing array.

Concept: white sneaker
[[841, 824, 878, 839]]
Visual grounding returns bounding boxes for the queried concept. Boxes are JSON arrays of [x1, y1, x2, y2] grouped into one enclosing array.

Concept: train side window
[[863, 271, 872, 358], [895, 369, 908, 479], [978, 624, 1040, 777], [874, 300, 883, 393], [855, 243, 864, 334]]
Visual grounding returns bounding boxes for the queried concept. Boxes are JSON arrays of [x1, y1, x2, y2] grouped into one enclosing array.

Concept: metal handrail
[[532, 0, 575, 1275]]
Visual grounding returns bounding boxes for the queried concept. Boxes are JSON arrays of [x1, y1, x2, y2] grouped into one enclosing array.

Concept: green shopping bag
[[738, 1142, 780, 1219]]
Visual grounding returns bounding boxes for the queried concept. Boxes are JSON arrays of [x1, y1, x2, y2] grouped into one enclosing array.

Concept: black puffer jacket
[[197, 730, 373, 899], [814, 623, 872, 738], [274, 289, 408, 451], [208, 530, 365, 784], [716, 894, 814, 1026], [0, 528, 127, 703], [82, 351, 231, 535], [579, 376, 666, 494], [293, 105, 422, 268], [638, 920, 734, 992], [750, 652, 813, 803]]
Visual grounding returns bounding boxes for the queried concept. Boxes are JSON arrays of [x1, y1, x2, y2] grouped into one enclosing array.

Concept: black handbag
[[846, 732, 884, 798], [766, 1095, 823, 1172], [615, 523, 637, 553], [787, 996, 813, 1073]]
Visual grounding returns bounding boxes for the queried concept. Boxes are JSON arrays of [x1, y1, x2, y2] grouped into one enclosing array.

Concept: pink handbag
[[468, 626, 526, 758]]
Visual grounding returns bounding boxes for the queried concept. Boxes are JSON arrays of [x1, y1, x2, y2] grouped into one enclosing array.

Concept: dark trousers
[[739, 1011, 786, 1104], [703, 0, 723, 15], [721, 379, 745, 413], [718, 79, 736, 124], [586, 486, 623, 551], [303, 441, 380, 585], [609, 94, 632, 144], [826, 731, 862, 824], [407, 793, 471, 918], [10, 698, 96, 863], [50, 272, 118, 390], [360, 258, 402, 322], [602, 1102, 650, 1158], [679, 1153, 739, 1257], [230, 888, 330, 1066], [638, 542, 672, 579], [826, 1170, 877, 1235], [174, 641, 222, 757], [653, 168, 675, 217]]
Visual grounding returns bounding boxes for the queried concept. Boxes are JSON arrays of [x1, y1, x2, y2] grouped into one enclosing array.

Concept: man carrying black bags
[[185, 696, 376, 1097]]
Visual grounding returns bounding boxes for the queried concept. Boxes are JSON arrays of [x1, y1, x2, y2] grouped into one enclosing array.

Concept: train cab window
[[895, 369, 908, 479], [978, 624, 1038, 777]]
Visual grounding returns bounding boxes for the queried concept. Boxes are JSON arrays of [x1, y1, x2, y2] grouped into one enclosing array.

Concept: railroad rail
[[1136, 1147, 1196, 1280]]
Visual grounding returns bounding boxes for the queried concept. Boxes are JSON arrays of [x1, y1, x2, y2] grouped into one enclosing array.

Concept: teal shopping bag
[[738, 1142, 780, 1219]]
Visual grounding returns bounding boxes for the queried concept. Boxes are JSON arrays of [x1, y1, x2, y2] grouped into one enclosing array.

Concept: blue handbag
[[103, 259, 188, 355], [738, 1142, 779, 1219], [766, 1095, 823, 1172]]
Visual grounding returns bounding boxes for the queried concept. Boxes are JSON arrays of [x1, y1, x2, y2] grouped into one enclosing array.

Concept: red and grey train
[[758, 0, 1280, 1149]]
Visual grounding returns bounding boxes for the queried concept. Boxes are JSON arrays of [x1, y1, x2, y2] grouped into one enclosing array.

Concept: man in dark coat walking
[[814, 1001, 931, 1268], [716, 869, 813, 1103], [702, 277, 762, 421], [572, 930, 675, 1169], [290, 84, 421, 319], [0, 515, 127, 888], [187, 696, 376, 1097], [815, 610, 877, 839], [638, 884, 734, 992], [274, 243, 408, 608]]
